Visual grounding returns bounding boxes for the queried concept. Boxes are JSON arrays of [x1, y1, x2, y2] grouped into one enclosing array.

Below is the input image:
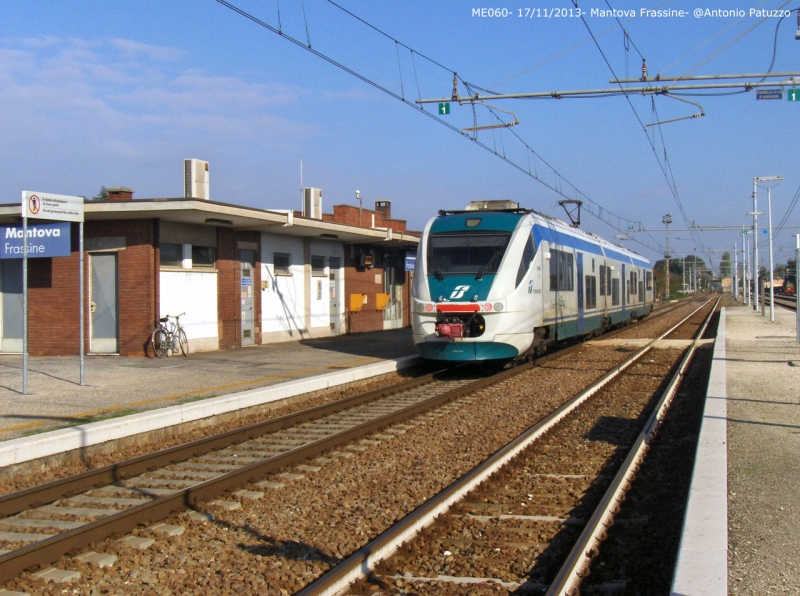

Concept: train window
[[607, 267, 612, 298], [646, 271, 653, 290], [428, 232, 511, 278], [612, 278, 620, 306], [599, 265, 606, 296], [591, 258, 595, 273], [549, 249, 574, 292], [639, 280, 645, 302], [585, 275, 597, 309], [516, 235, 536, 287]]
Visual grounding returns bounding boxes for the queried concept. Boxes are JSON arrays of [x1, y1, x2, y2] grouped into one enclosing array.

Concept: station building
[[0, 185, 419, 357]]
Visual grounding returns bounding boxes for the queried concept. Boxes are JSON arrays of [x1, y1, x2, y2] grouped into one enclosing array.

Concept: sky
[[1, 0, 799, 269]]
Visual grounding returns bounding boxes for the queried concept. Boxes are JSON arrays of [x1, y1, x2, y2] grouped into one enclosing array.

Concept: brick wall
[[217, 228, 238, 350], [25, 219, 157, 357], [323, 204, 407, 232], [343, 245, 412, 334]]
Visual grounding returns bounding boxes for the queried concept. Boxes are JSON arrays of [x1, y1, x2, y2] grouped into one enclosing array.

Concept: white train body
[[411, 206, 654, 361]]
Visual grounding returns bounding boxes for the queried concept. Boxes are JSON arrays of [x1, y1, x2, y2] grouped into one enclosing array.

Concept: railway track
[[0, 296, 710, 592], [299, 297, 718, 595]]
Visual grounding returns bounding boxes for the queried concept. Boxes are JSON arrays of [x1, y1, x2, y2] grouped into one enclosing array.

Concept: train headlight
[[494, 303, 504, 312], [416, 303, 425, 313], [425, 303, 434, 312], [484, 303, 492, 311]]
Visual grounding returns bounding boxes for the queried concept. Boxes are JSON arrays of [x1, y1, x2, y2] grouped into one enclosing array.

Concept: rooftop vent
[[107, 186, 134, 201], [184, 159, 209, 200], [465, 200, 519, 211], [303, 187, 322, 219]]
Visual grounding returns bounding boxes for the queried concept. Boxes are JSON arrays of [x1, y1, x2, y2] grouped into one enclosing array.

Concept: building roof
[[0, 197, 419, 247]]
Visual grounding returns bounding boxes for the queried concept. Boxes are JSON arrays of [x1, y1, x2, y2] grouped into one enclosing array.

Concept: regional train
[[411, 201, 654, 361]]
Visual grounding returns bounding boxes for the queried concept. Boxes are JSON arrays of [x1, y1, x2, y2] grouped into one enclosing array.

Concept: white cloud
[[111, 38, 183, 62]]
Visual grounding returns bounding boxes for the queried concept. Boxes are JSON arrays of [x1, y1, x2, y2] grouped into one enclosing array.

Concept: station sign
[[789, 89, 799, 102], [438, 102, 450, 115], [1, 222, 71, 259], [756, 89, 783, 100], [23, 191, 84, 222], [405, 251, 417, 271]]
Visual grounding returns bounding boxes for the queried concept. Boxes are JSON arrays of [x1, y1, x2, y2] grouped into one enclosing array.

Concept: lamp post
[[755, 176, 783, 321]]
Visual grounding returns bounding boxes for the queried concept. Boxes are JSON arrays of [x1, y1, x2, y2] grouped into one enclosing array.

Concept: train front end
[[411, 205, 537, 361]]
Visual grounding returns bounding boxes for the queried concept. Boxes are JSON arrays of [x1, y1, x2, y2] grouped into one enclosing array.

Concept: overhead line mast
[[416, 73, 800, 103]]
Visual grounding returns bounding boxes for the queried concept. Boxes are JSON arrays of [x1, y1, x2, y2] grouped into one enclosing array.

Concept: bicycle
[[151, 313, 189, 358]]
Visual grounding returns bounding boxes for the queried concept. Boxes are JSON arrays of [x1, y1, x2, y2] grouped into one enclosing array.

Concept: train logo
[[449, 285, 471, 300]]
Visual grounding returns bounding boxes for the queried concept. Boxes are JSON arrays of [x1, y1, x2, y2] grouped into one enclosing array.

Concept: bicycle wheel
[[151, 328, 169, 359], [177, 328, 189, 356]]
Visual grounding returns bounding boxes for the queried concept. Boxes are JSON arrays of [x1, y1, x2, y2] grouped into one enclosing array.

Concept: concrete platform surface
[[0, 328, 415, 440], [673, 302, 800, 595], [724, 304, 800, 594]]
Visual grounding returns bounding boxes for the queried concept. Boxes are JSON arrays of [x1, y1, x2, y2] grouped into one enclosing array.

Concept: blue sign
[[404, 251, 417, 272], [1, 222, 71, 259], [756, 89, 783, 100], [241, 278, 252, 286]]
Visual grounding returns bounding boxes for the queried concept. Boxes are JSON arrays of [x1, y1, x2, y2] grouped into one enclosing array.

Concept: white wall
[[260, 234, 345, 339], [261, 234, 305, 337], [159, 270, 218, 352], [309, 240, 345, 331]]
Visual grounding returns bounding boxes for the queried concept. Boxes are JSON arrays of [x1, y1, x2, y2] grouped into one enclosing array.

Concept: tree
[[91, 186, 108, 201], [720, 251, 731, 278]]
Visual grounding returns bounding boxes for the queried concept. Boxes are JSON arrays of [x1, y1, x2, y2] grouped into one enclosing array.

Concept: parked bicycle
[[151, 313, 189, 358]]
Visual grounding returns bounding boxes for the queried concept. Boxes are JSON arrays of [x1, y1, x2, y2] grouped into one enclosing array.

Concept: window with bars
[[274, 252, 291, 275]]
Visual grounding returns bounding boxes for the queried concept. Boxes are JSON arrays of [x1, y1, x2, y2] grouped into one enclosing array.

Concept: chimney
[[107, 186, 134, 201], [374, 200, 391, 220]]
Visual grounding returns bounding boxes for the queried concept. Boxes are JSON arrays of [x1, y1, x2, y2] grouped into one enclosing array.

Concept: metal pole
[[753, 179, 759, 311], [79, 222, 85, 385], [796, 234, 799, 343], [734, 242, 738, 301], [768, 188, 775, 322], [744, 232, 749, 305], [22, 216, 28, 395]]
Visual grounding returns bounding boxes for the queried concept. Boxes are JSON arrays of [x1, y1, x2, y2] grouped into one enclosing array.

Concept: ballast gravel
[[4, 345, 636, 595]]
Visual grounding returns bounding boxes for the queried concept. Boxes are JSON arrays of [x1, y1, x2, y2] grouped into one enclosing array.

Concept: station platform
[[0, 328, 416, 443], [672, 301, 800, 595]]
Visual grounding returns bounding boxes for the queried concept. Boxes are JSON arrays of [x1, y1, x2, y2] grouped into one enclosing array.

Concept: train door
[[576, 252, 584, 334], [621, 264, 627, 317]]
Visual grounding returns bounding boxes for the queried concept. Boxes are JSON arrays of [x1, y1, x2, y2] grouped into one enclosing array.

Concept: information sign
[[1, 222, 71, 259], [438, 102, 450, 115], [404, 251, 417, 272], [789, 89, 799, 102], [22, 191, 84, 222], [756, 89, 783, 100]]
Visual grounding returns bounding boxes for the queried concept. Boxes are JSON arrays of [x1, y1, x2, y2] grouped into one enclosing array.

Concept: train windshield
[[427, 233, 512, 278]]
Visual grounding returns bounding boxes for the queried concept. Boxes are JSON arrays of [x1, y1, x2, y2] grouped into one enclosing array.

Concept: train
[[411, 201, 654, 361]]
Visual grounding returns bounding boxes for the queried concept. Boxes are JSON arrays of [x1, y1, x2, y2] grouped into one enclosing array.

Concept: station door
[[90, 253, 119, 353], [241, 249, 255, 346]]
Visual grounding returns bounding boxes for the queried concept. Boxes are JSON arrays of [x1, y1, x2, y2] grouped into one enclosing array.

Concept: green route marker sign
[[438, 102, 450, 115], [789, 89, 799, 102]]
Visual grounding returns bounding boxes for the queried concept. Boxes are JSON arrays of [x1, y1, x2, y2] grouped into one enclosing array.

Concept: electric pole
[[663, 213, 673, 300]]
